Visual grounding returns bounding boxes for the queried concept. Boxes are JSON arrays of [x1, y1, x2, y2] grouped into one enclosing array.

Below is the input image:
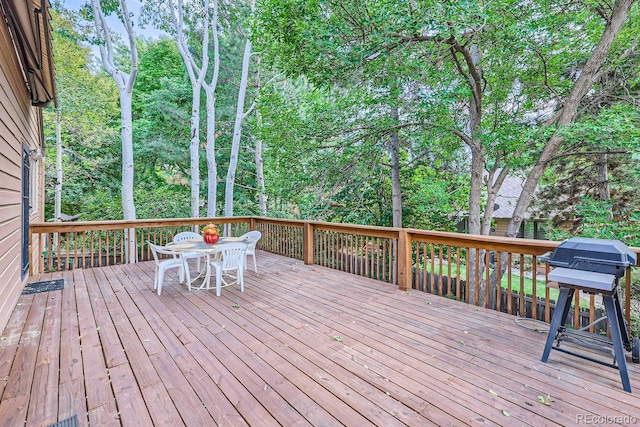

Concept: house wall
[[490, 219, 509, 237], [491, 219, 547, 240], [0, 11, 45, 332]]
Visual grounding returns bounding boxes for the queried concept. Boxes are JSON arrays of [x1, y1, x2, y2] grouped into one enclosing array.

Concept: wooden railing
[[30, 216, 640, 332], [30, 217, 251, 273]]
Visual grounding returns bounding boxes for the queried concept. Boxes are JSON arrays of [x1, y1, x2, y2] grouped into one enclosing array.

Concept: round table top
[[166, 237, 249, 252]]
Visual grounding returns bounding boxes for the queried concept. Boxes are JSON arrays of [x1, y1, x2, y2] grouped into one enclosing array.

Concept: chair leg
[[252, 254, 257, 273], [239, 267, 245, 292], [183, 262, 192, 291], [204, 256, 211, 290], [157, 268, 165, 295], [216, 268, 223, 297], [178, 261, 185, 284]]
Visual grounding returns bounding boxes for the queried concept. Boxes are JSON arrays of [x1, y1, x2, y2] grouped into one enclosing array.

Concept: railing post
[[398, 229, 412, 291], [250, 217, 257, 231], [303, 222, 314, 265]]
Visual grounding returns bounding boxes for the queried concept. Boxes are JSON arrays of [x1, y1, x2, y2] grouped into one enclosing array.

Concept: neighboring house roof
[[492, 174, 540, 220], [1, 0, 56, 106]]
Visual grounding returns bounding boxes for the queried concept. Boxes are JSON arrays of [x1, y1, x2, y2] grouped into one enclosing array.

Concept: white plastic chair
[[205, 242, 248, 296], [240, 230, 262, 273], [173, 231, 207, 276], [148, 242, 190, 295]]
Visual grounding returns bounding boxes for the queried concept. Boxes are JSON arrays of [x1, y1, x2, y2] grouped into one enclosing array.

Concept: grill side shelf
[[547, 267, 616, 292]]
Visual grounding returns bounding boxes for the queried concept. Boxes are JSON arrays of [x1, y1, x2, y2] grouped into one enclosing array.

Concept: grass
[[418, 261, 573, 306]]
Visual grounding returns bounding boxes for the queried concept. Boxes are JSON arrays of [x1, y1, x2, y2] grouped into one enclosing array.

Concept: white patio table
[[166, 237, 249, 290]]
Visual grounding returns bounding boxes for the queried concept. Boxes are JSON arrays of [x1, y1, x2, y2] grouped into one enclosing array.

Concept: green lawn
[[419, 261, 569, 305]]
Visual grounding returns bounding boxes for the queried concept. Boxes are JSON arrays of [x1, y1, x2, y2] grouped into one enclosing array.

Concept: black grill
[[540, 237, 638, 393], [541, 237, 636, 278]]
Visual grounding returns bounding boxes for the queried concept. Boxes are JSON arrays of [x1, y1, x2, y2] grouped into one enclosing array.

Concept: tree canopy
[[45, 0, 639, 247]]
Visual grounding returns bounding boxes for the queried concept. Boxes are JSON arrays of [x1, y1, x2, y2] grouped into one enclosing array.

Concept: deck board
[[1, 251, 640, 426]]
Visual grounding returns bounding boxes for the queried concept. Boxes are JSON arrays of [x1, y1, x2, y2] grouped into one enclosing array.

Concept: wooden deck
[[1, 252, 640, 426]]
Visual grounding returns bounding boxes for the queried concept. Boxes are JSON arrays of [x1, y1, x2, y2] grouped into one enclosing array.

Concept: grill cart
[[540, 238, 638, 393]]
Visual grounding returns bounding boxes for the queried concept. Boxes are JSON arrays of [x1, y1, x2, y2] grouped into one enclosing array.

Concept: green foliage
[[44, 6, 121, 221], [545, 198, 640, 247], [47, 0, 640, 240], [537, 103, 640, 247]]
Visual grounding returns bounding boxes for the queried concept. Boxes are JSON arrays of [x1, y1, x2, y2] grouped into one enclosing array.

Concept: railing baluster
[[485, 249, 490, 309], [519, 254, 525, 316], [455, 247, 461, 301], [464, 247, 470, 304], [507, 253, 513, 315], [447, 246, 452, 299], [495, 251, 501, 312]]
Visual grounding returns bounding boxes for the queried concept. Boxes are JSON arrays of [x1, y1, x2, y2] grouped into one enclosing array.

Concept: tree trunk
[[54, 108, 62, 223], [120, 90, 136, 221], [166, 0, 211, 219], [598, 152, 610, 201], [504, 0, 634, 238], [389, 107, 402, 228], [90, 0, 138, 263], [224, 39, 252, 220], [189, 84, 202, 218], [204, 87, 217, 217], [54, 108, 63, 248], [461, 42, 484, 306], [204, 0, 220, 218], [481, 166, 509, 235], [466, 42, 483, 236], [120, 90, 137, 263], [467, 145, 484, 306], [255, 112, 267, 216]]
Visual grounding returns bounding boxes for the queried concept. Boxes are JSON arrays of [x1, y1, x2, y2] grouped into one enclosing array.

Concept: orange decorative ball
[[203, 233, 219, 244]]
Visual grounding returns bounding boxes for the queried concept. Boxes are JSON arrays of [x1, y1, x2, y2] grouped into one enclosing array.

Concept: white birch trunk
[[189, 85, 202, 218], [203, 0, 220, 218], [204, 87, 217, 217], [224, 39, 252, 219], [254, 115, 267, 216], [168, 0, 211, 219], [90, 0, 138, 263], [253, 63, 267, 216], [55, 108, 62, 223], [120, 90, 136, 221], [54, 108, 62, 248]]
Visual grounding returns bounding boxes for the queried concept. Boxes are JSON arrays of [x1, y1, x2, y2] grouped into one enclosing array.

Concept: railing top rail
[[253, 217, 401, 238], [30, 216, 253, 233], [406, 228, 560, 255], [29, 215, 640, 264]]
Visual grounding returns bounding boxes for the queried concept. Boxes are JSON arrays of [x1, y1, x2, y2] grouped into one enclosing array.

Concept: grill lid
[[541, 237, 637, 277]]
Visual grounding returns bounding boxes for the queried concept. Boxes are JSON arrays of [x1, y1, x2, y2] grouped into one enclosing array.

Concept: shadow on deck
[[1, 251, 639, 426]]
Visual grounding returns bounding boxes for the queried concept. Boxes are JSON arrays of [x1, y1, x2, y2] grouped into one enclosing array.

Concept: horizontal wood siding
[[0, 11, 45, 332]]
